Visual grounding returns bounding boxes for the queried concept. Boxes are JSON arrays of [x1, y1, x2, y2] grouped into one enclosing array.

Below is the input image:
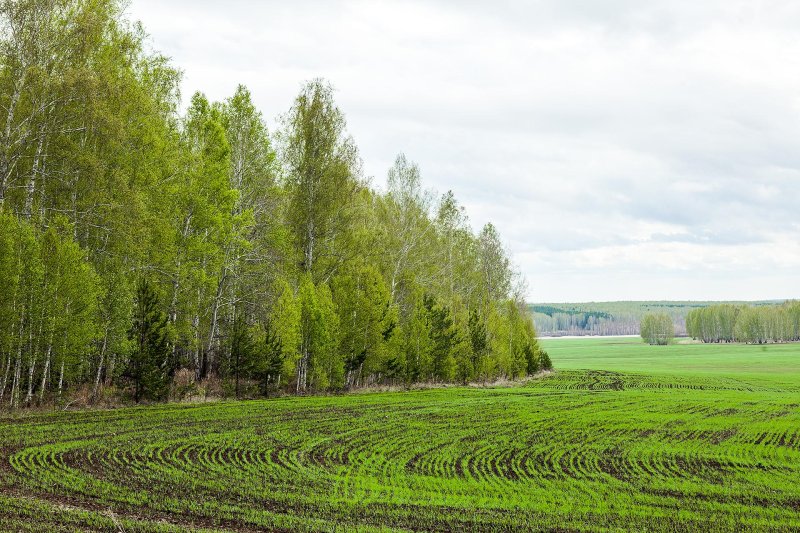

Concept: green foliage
[[640, 313, 674, 345], [0, 214, 100, 407], [0, 0, 544, 405], [256, 318, 284, 396], [223, 310, 257, 399], [687, 302, 800, 344], [271, 279, 301, 385], [127, 277, 171, 402], [297, 276, 341, 392], [424, 294, 457, 382], [468, 310, 488, 380], [332, 262, 394, 388], [281, 78, 362, 281]]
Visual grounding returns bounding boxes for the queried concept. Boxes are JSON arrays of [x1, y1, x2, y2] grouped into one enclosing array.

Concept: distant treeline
[[0, 0, 549, 408], [532, 301, 788, 337], [532, 311, 626, 336], [686, 302, 800, 344], [531, 302, 685, 336]]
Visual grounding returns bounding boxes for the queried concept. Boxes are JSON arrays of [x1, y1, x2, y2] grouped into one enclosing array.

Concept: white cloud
[[127, 0, 800, 301]]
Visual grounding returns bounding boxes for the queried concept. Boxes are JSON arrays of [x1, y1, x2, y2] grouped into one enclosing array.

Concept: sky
[[127, 0, 800, 302]]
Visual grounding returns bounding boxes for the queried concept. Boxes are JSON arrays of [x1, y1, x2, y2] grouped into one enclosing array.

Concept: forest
[[0, 0, 549, 408], [686, 302, 800, 344], [530, 302, 687, 336], [531, 300, 790, 338]]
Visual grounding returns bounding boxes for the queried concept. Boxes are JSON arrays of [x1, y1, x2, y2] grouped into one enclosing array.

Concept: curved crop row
[[1, 370, 799, 531]]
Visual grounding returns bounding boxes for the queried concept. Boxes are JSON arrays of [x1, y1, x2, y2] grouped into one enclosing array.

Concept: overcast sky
[[128, 0, 800, 302]]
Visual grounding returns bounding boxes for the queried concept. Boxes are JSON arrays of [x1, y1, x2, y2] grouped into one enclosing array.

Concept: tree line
[[0, 0, 549, 407], [531, 302, 694, 337], [686, 302, 800, 344]]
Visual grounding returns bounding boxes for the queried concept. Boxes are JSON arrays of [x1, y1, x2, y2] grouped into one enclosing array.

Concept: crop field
[[1, 338, 800, 532]]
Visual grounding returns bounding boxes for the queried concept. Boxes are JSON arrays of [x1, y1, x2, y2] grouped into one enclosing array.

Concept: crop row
[[1, 370, 799, 531]]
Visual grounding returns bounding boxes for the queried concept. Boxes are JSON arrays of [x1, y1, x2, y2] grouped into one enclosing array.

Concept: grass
[[542, 336, 800, 388], [1, 337, 799, 531]]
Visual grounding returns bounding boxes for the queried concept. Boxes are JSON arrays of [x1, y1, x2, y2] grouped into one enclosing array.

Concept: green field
[[542, 336, 800, 387], [1, 338, 799, 531]]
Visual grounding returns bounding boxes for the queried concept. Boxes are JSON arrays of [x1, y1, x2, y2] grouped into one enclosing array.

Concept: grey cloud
[[128, 0, 800, 300]]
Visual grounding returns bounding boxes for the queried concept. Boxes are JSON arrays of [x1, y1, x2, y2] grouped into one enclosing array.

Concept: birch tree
[[281, 79, 362, 282]]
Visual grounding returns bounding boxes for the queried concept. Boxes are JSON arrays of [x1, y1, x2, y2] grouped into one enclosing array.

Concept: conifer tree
[[425, 294, 456, 382], [227, 311, 256, 399], [128, 278, 171, 402], [258, 318, 284, 396]]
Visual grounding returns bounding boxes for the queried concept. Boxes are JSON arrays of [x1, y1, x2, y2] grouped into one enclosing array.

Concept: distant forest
[[0, 0, 549, 408], [530, 301, 787, 337], [687, 302, 800, 344]]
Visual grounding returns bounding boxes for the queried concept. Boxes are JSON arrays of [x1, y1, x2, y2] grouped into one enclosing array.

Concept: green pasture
[[1, 337, 799, 531], [542, 336, 800, 387]]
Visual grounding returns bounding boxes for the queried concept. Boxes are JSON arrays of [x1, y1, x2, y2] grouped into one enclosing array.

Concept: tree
[[332, 262, 394, 388], [127, 277, 171, 402], [37, 222, 100, 404], [296, 275, 341, 392], [477, 223, 512, 312], [210, 85, 282, 382], [165, 92, 234, 378], [225, 310, 256, 399], [640, 313, 673, 346], [0, 2, 545, 405], [424, 294, 456, 382], [398, 290, 433, 384], [468, 309, 488, 381], [257, 318, 284, 396], [272, 279, 301, 388], [281, 79, 362, 281], [378, 154, 435, 301]]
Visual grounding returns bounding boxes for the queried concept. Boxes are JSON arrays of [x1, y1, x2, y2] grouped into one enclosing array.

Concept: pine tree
[[425, 294, 456, 382], [523, 343, 539, 375], [227, 310, 256, 399], [128, 278, 171, 402], [258, 318, 284, 396]]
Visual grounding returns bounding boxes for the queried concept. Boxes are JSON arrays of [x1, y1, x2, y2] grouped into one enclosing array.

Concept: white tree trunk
[[38, 343, 51, 404]]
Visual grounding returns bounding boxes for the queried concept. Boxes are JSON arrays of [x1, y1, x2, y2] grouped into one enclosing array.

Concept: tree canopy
[[640, 313, 674, 346], [687, 302, 800, 344], [0, 0, 549, 406]]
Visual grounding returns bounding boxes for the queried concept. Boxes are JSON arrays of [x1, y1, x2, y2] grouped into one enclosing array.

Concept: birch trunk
[[23, 124, 47, 220], [56, 359, 64, 403], [38, 343, 51, 404], [10, 351, 21, 408], [24, 354, 36, 404], [206, 270, 227, 371], [0, 356, 11, 403], [91, 328, 109, 402], [0, 73, 25, 207]]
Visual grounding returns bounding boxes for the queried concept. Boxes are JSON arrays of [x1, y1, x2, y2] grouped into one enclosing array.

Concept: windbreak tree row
[[0, 0, 549, 407], [686, 302, 800, 344]]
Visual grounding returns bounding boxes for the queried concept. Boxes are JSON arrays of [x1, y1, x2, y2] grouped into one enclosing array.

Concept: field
[[1, 338, 800, 531]]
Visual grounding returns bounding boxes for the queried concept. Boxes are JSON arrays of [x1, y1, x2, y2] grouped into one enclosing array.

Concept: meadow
[[1, 337, 799, 532]]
